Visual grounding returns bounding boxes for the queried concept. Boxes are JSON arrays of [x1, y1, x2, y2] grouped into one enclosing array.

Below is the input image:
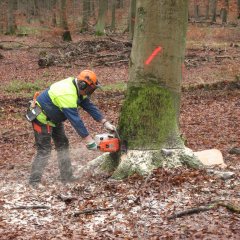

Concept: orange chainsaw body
[[98, 138, 120, 152], [95, 133, 120, 152]]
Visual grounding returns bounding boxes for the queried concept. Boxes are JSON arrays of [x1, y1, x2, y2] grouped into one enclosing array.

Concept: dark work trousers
[[29, 120, 73, 184]]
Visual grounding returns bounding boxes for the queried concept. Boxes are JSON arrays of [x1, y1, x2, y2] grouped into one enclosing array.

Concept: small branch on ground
[[168, 201, 240, 220], [11, 205, 50, 210], [73, 207, 113, 217]]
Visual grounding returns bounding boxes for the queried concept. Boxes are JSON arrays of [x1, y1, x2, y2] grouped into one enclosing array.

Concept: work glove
[[103, 121, 116, 131], [86, 141, 98, 151]]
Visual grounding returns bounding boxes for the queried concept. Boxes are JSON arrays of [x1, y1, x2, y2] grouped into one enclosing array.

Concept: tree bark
[[7, 0, 17, 35], [95, 0, 108, 35], [211, 0, 217, 22], [205, 0, 210, 19], [111, 0, 116, 31], [221, 0, 229, 24], [59, 0, 72, 41], [129, 0, 136, 40], [194, 0, 200, 20], [119, 0, 188, 150], [82, 0, 90, 32], [238, 0, 240, 19]]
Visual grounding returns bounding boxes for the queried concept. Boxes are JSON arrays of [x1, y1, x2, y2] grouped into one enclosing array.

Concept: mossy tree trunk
[[86, 0, 203, 179], [95, 0, 108, 35], [119, 0, 188, 151]]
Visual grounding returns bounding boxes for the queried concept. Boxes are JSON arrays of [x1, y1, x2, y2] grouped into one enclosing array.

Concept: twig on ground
[[11, 205, 50, 210], [168, 201, 240, 220], [73, 207, 113, 217]]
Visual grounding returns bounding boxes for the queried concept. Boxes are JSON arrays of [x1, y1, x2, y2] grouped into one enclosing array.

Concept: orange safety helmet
[[76, 70, 101, 95]]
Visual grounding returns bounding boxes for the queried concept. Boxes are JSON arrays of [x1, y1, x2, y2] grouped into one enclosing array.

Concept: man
[[27, 69, 116, 186]]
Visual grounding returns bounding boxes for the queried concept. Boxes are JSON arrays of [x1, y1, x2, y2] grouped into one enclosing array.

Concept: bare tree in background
[[7, 0, 17, 34], [111, 0, 116, 31], [59, 0, 72, 41], [211, 0, 217, 22], [129, 0, 136, 40], [238, 0, 240, 19], [95, 0, 108, 35], [194, 0, 200, 20], [205, 0, 210, 19], [221, 0, 229, 24], [82, 0, 90, 32]]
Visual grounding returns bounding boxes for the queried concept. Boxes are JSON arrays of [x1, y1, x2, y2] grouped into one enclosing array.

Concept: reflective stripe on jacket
[[36, 77, 104, 137]]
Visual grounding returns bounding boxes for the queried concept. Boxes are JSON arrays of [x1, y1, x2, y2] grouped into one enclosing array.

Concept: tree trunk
[[59, 0, 72, 41], [194, 1, 200, 20], [221, 0, 229, 24], [87, 0, 203, 179], [82, 0, 90, 32], [95, 0, 108, 35], [7, 0, 17, 35], [205, 0, 210, 19], [211, 0, 217, 22], [119, 0, 188, 151], [129, 0, 136, 40], [116, 0, 124, 8], [51, 0, 57, 27], [238, 0, 240, 19], [111, 0, 116, 31]]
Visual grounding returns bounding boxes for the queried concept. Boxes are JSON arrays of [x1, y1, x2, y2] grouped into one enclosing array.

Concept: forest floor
[[0, 25, 240, 239]]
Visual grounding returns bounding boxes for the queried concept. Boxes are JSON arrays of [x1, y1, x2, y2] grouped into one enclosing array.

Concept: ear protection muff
[[78, 81, 88, 90]]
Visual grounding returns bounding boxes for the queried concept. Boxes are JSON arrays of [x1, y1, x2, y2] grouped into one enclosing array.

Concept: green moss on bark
[[118, 84, 183, 150]]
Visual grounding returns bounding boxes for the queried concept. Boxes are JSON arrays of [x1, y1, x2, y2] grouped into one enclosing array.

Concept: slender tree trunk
[[95, 0, 108, 35], [51, 0, 57, 27], [194, 0, 200, 20], [59, 0, 72, 41], [129, 0, 136, 40], [238, 0, 240, 19], [82, 0, 90, 31], [205, 0, 210, 19], [221, 0, 229, 24], [211, 0, 217, 22], [7, 0, 17, 35], [111, 0, 116, 31], [116, 0, 123, 8]]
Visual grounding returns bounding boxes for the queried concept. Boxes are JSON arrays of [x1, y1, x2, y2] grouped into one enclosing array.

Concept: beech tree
[[211, 0, 217, 22], [88, 0, 202, 179], [59, 0, 72, 41], [95, 0, 108, 35], [129, 0, 136, 40], [7, 0, 17, 34]]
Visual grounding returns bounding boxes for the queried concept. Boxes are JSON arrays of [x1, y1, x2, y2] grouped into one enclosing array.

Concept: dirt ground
[[0, 26, 239, 239]]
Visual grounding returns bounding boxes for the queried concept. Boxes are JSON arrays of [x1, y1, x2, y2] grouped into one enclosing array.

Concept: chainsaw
[[95, 130, 121, 152]]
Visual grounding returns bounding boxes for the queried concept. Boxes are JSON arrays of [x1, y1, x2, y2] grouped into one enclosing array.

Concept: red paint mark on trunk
[[145, 46, 162, 65]]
